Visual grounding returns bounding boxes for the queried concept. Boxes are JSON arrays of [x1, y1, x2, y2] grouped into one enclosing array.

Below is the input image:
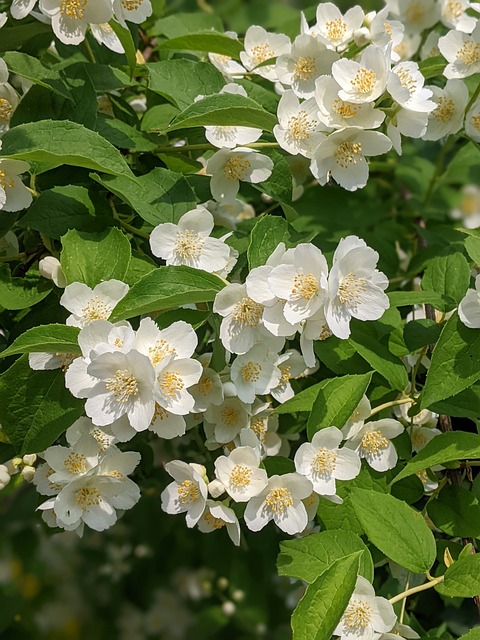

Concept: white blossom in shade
[[451, 184, 480, 227], [39, 0, 113, 45], [332, 45, 389, 105], [416, 469, 439, 494], [275, 33, 339, 98], [90, 23, 124, 54], [409, 424, 442, 453], [342, 395, 372, 439], [112, 0, 152, 27], [325, 235, 389, 339], [206, 148, 274, 203], [459, 275, 480, 328], [204, 84, 262, 149], [43, 442, 99, 485], [38, 256, 66, 287], [465, 96, 480, 142], [273, 90, 326, 158], [190, 365, 224, 413], [387, 62, 435, 113], [240, 25, 291, 82], [209, 32, 246, 81], [149, 206, 230, 272], [33, 462, 60, 497], [394, 401, 438, 429], [134, 317, 197, 368], [384, 0, 439, 33], [421, 32, 441, 60], [60, 280, 129, 328], [0, 82, 19, 133], [294, 427, 361, 496], [303, 491, 320, 521], [214, 446, 268, 502], [0, 154, 32, 212], [271, 349, 307, 403], [154, 355, 202, 416], [315, 75, 385, 130], [386, 108, 430, 155], [368, 8, 404, 60], [66, 416, 117, 453], [377, 622, 420, 640], [310, 127, 392, 192], [161, 460, 208, 528], [197, 500, 241, 546], [28, 351, 76, 372], [147, 403, 187, 439], [244, 473, 313, 535], [393, 32, 422, 62], [205, 396, 251, 444], [440, 0, 477, 32], [230, 344, 281, 404], [334, 575, 397, 640], [11, 0, 37, 19], [344, 419, 404, 472], [299, 305, 332, 368], [205, 197, 255, 231], [267, 243, 329, 324], [84, 349, 156, 430], [314, 3, 365, 50], [0, 13, 6, 28], [213, 283, 284, 355], [244, 400, 282, 457], [439, 22, 480, 78]]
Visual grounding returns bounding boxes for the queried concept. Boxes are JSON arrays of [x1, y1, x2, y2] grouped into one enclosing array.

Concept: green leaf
[[275, 381, 325, 414], [166, 93, 276, 133], [0, 23, 52, 52], [149, 12, 223, 39], [92, 168, 197, 226], [0, 120, 136, 179], [427, 485, 480, 538], [307, 373, 372, 439], [248, 215, 290, 269], [0, 266, 52, 311], [158, 32, 243, 57], [2, 51, 72, 100], [110, 266, 225, 321], [438, 554, 480, 598], [291, 553, 360, 640], [459, 628, 480, 640], [465, 235, 480, 265], [252, 149, 292, 203], [422, 313, 480, 407], [388, 291, 449, 309], [419, 55, 447, 79], [60, 228, 131, 288], [147, 60, 224, 110], [430, 384, 480, 420], [263, 456, 295, 476], [392, 432, 480, 483], [349, 488, 436, 572], [422, 251, 470, 310], [0, 355, 84, 454], [403, 319, 442, 352], [109, 20, 137, 79], [278, 530, 373, 583], [95, 115, 157, 152], [0, 325, 80, 359]]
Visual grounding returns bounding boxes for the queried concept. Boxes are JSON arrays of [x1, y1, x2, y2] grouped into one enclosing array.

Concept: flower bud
[[208, 479, 225, 498], [38, 256, 67, 288], [0, 464, 10, 490], [221, 601, 236, 616], [232, 589, 245, 602], [22, 454, 37, 466], [353, 27, 371, 47], [21, 465, 35, 482]]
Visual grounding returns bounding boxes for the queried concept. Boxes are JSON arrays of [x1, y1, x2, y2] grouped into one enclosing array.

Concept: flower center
[[0, 98, 13, 122], [177, 479, 200, 504], [265, 487, 294, 514], [232, 296, 264, 327], [64, 452, 87, 474], [412, 430, 426, 448], [337, 272, 367, 304], [92, 428, 111, 452], [416, 469, 429, 485], [343, 599, 373, 630], [149, 338, 175, 367], [396, 68, 417, 93], [251, 43, 274, 65], [404, 1, 424, 24], [351, 68, 377, 94], [312, 448, 337, 475], [361, 430, 389, 456], [241, 361, 262, 382], [213, 126, 237, 143], [445, 0, 464, 19], [470, 113, 480, 133], [250, 417, 267, 441], [224, 157, 251, 181], [55, 352, 75, 372], [60, 0, 87, 19], [292, 272, 319, 300], [210, 53, 231, 66], [335, 142, 363, 168], [287, 111, 317, 142], [230, 464, 252, 487], [76, 486, 101, 509], [324, 18, 347, 43], [0, 170, 14, 189], [280, 365, 292, 384], [174, 230, 205, 260], [105, 369, 139, 403], [198, 375, 213, 396], [159, 371, 184, 397], [457, 41, 480, 65], [220, 406, 239, 426], [304, 492, 317, 507], [82, 296, 111, 323], [384, 22, 393, 37], [204, 512, 226, 529], [333, 99, 359, 119], [432, 97, 455, 123], [151, 403, 168, 424], [294, 56, 317, 81], [122, 0, 143, 10]]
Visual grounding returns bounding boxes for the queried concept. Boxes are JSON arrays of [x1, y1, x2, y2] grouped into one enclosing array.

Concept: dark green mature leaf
[[0, 325, 80, 359], [307, 373, 372, 439], [428, 486, 480, 538], [60, 228, 131, 288], [276, 381, 325, 414], [0, 267, 52, 310], [248, 215, 290, 269], [438, 554, 480, 598], [349, 488, 436, 572], [278, 530, 373, 583], [464, 235, 480, 265], [149, 12, 223, 38], [0, 23, 52, 52], [158, 32, 243, 57], [430, 384, 480, 420], [291, 553, 360, 640], [109, 20, 137, 78], [403, 319, 442, 352], [388, 291, 449, 309], [2, 51, 72, 100], [95, 114, 157, 152], [392, 432, 480, 483], [253, 149, 292, 203], [0, 355, 83, 454], [110, 266, 225, 321], [422, 252, 470, 310], [422, 313, 480, 407]]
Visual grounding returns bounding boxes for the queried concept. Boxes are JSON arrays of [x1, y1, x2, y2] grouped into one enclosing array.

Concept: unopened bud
[[221, 601, 236, 616], [353, 27, 371, 47], [21, 466, 35, 482], [22, 454, 37, 466], [0, 464, 10, 489], [232, 589, 245, 602], [217, 577, 229, 590], [208, 479, 225, 499], [38, 257, 66, 288]]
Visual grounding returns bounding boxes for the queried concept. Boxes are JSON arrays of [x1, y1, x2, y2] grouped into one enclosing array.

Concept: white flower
[[91, 22, 124, 54], [314, 3, 365, 50], [112, 0, 152, 27], [325, 235, 390, 339], [39, 0, 114, 45], [0, 155, 32, 212], [332, 45, 389, 104], [271, 349, 307, 403], [204, 396, 251, 444], [11, 0, 37, 19], [386, 108, 430, 155], [384, 0, 439, 33], [378, 622, 420, 640], [420, 32, 441, 60], [0, 81, 19, 133], [439, 22, 480, 78], [416, 469, 439, 494], [273, 90, 326, 158], [451, 184, 480, 227], [190, 364, 224, 413], [334, 575, 397, 640], [294, 426, 361, 495], [29, 351, 76, 372], [43, 441, 99, 485], [134, 316, 197, 367], [244, 472, 313, 535], [409, 425, 442, 453], [38, 256, 66, 287], [310, 127, 392, 191], [66, 416, 117, 453], [154, 355, 202, 416], [209, 31, 246, 81], [240, 25, 291, 81], [440, 0, 477, 33], [342, 395, 372, 438], [0, 464, 10, 490], [300, 306, 331, 368], [465, 96, 480, 142], [197, 500, 241, 546], [459, 274, 480, 328], [368, 8, 404, 60], [161, 460, 208, 528], [60, 280, 129, 327], [149, 206, 231, 272], [230, 344, 281, 403], [245, 401, 282, 457], [0, 13, 6, 29], [344, 419, 404, 472], [394, 401, 438, 429], [205, 197, 255, 230], [214, 446, 268, 502], [387, 62, 435, 112], [206, 147, 273, 203]]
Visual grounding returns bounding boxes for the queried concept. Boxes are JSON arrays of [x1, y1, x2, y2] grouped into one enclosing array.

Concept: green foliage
[[0, 325, 80, 359]]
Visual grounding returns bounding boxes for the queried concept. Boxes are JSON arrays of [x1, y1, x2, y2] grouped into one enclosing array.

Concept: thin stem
[[466, 81, 480, 115], [155, 141, 280, 153], [109, 198, 150, 239], [369, 397, 414, 417], [0, 252, 26, 263], [389, 575, 444, 605], [411, 345, 429, 394], [423, 135, 455, 207], [399, 573, 410, 624], [83, 38, 96, 64]]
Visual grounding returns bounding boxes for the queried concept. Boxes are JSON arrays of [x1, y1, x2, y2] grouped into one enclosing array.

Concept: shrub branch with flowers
[[1, 0, 480, 637]]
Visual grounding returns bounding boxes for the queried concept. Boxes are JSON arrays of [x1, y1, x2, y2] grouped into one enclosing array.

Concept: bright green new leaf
[[158, 32, 243, 57], [0, 266, 52, 311], [388, 291, 449, 308], [0, 325, 80, 359], [422, 252, 470, 310], [248, 215, 291, 269], [437, 554, 480, 598], [464, 235, 480, 265], [459, 629, 480, 640], [275, 381, 325, 414]]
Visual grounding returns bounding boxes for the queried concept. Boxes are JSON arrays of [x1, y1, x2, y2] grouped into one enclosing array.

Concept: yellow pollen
[[230, 464, 252, 487], [60, 0, 87, 19], [105, 369, 139, 403], [63, 452, 87, 474], [319, 324, 332, 340], [204, 512, 226, 529], [312, 448, 337, 475], [460, 193, 479, 215], [224, 156, 251, 181], [250, 417, 267, 442], [92, 428, 111, 452], [211, 53, 231, 66], [384, 22, 392, 37], [113, 337, 124, 348], [416, 469, 429, 485], [351, 68, 377, 94], [241, 361, 262, 383], [412, 430, 426, 448], [151, 403, 168, 425], [0, 169, 14, 189], [287, 111, 317, 142], [122, 0, 143, 10], [333, 99, 359, 119], [177, 479, 200, 504], [325, 18, 347, 43], [294, 56, 317, 81], [335, 142, 363, 168], [280, 365, 292, 384], [55, 352, 75, 372], [445, 0, 463, 19], [174, 230, 204, 260], [46, 468, 63, 492], [457, 41, 480, 65], [107, 469, 124, 479], [264, 487, 294, 514], [159, 371, 184, 397], [396, 68, 417, 93], [337, 272, 367, 304], [343, 600, 373, 630], [149, 338, 175, 366], [304, 492, 317, 507], [292, 272, 319, 300], [470, 113, 480, 133], [76, 486, 101, 509], [251, 43, 274, 65], [0, 98, 13, 122], [361, 430, 389, 456], [82, 296, 111, 323], [198, 375, 213, 396], [232, 296, 263, 327], [220, 406, 239, 426], [432, 97, 455, 123], [404, 1, 425, 24]]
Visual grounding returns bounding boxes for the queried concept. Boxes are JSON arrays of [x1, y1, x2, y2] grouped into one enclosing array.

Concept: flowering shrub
[[1, 0, 480, 638]]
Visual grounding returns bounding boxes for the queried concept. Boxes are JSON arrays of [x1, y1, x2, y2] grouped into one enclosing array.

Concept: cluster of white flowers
[[0, 139, 32, 213]]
